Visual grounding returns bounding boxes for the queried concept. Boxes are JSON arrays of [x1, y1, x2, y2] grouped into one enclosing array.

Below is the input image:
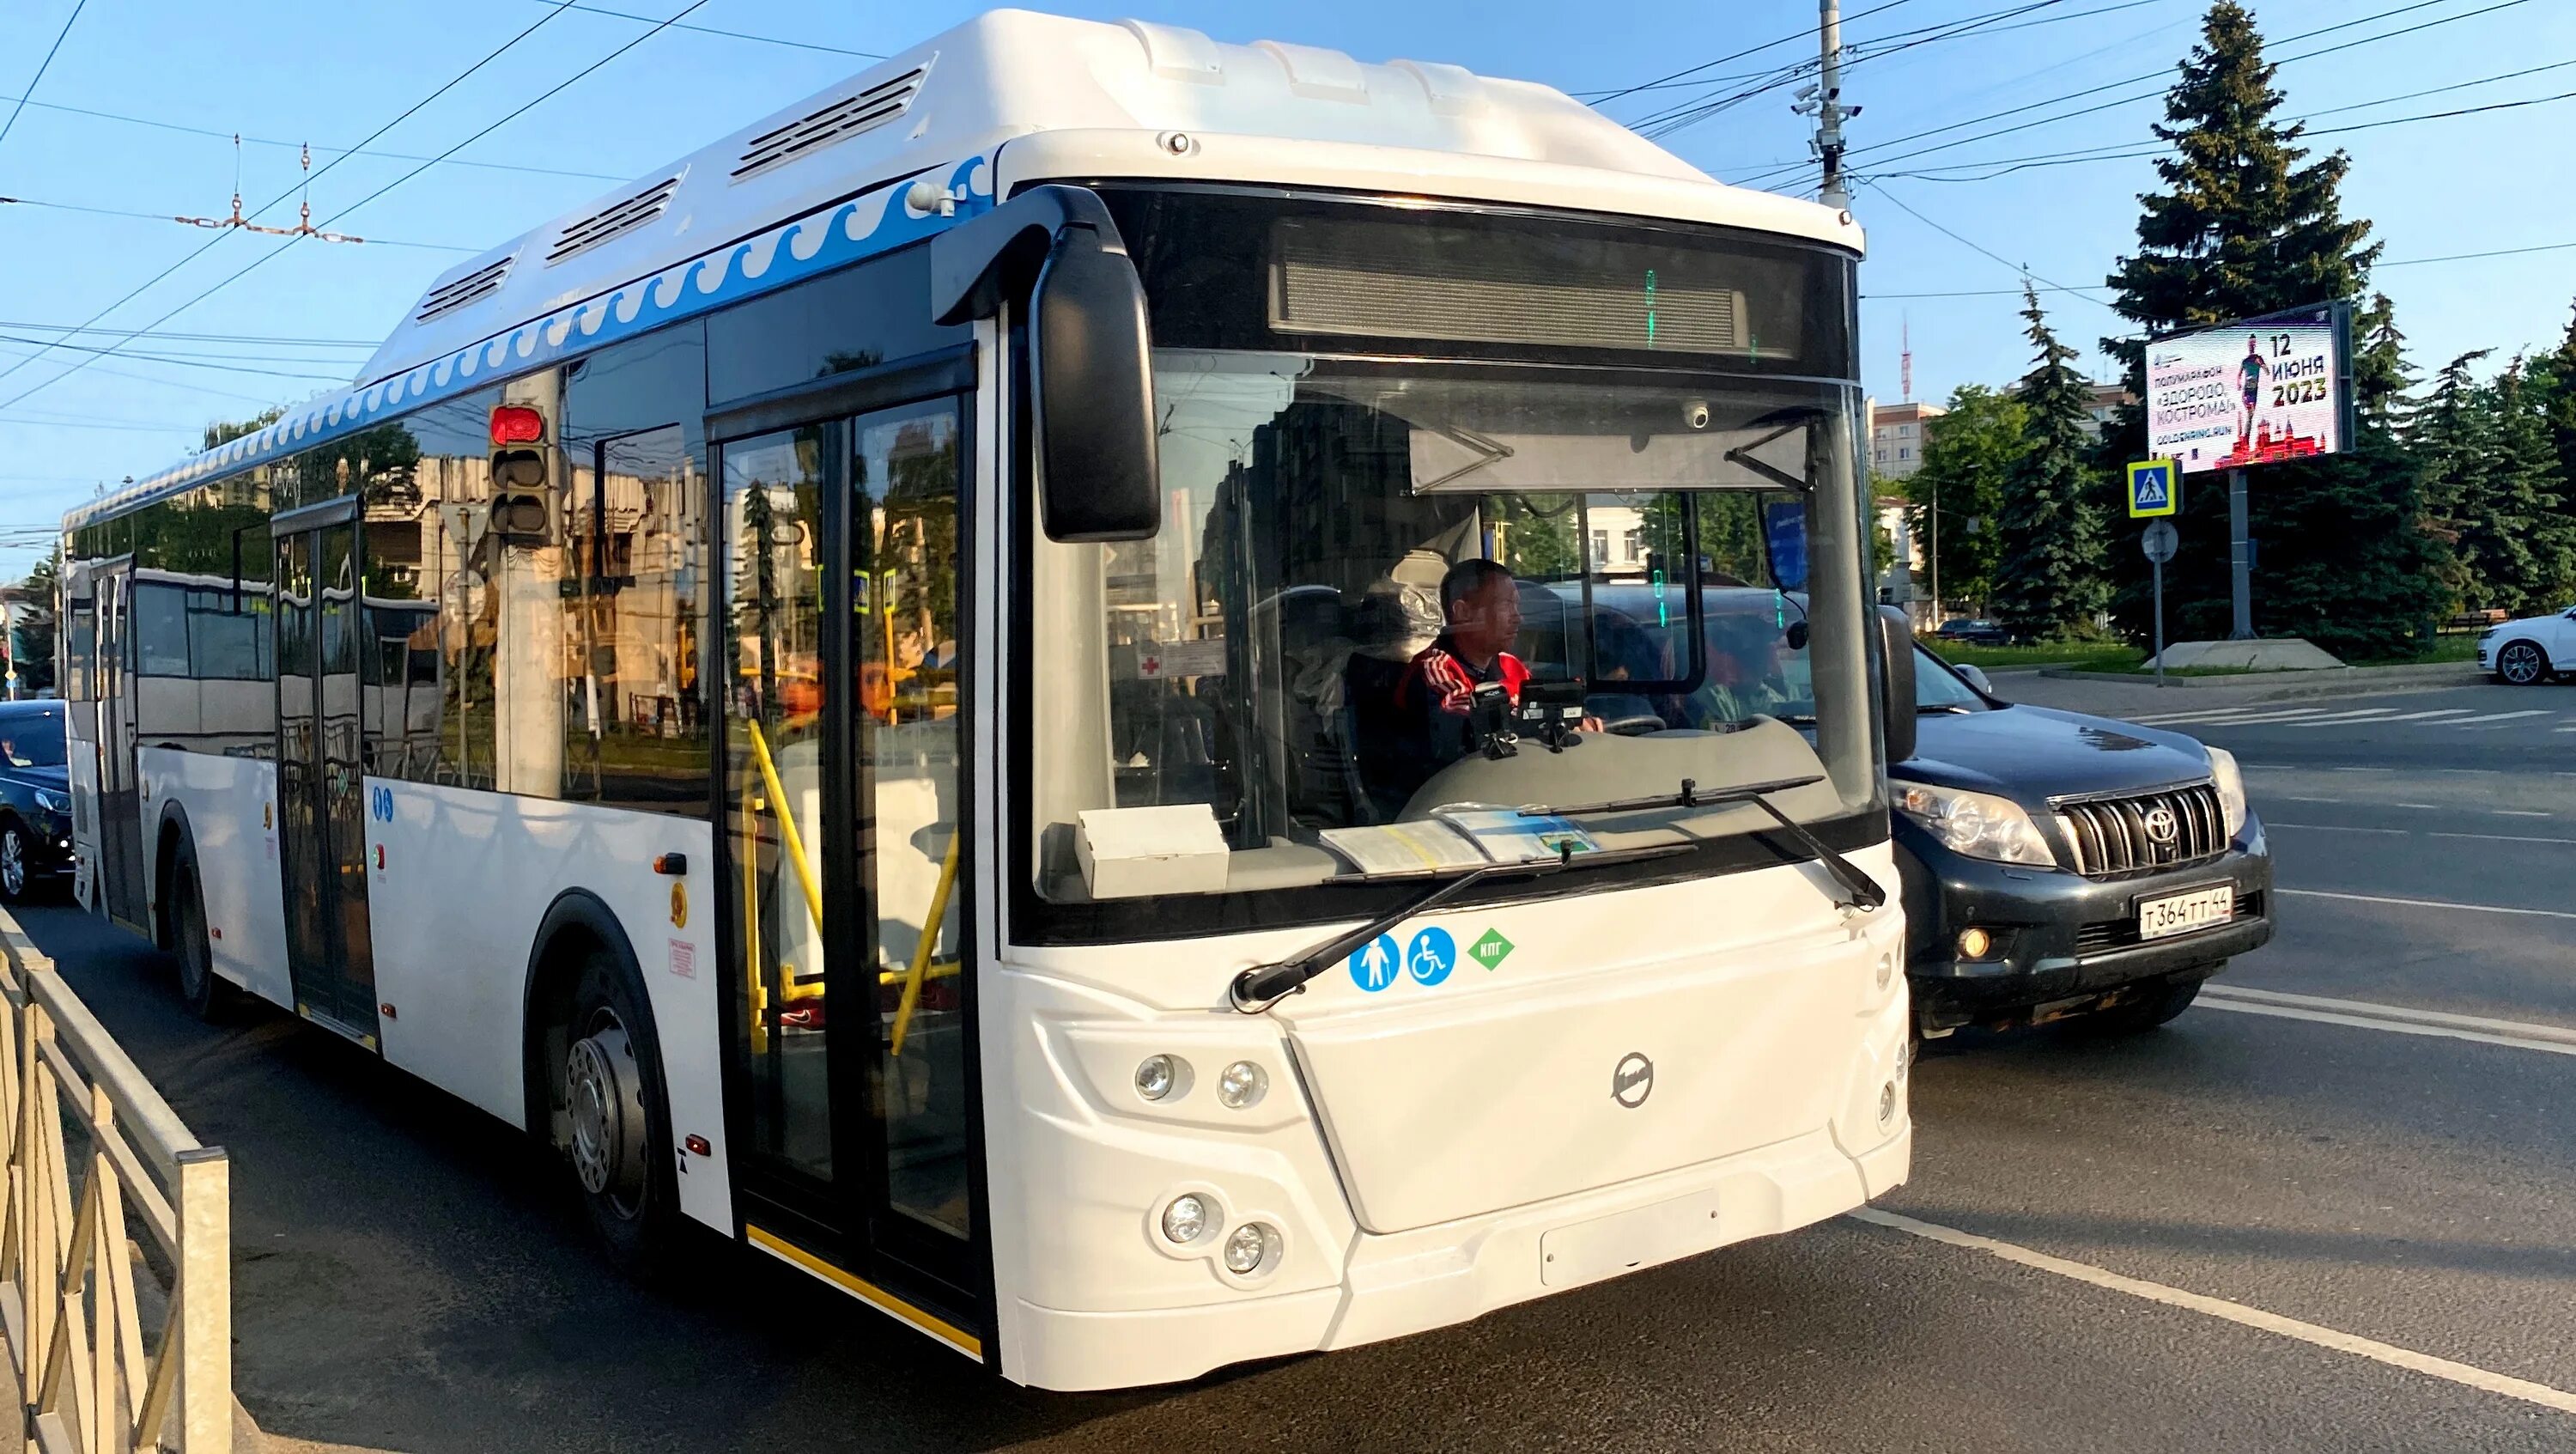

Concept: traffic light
[[488, 403, 554, 544]]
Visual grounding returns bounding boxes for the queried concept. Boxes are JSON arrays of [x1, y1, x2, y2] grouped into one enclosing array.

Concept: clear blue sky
[[3, 0, 2572, 578]]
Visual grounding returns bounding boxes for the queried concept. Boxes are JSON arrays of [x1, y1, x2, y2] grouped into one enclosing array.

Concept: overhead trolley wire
[[1863, 82, 2576, 181], [0, 93, 634, 183], [0, 0, 87, 155], [0, 193, 481, 251], [1580, 0, 1917, 107], [1733, 0, 2535, 189], [532, 0, 886, 58], [0, 0, 716, 419], [0, 0, 584, 394]]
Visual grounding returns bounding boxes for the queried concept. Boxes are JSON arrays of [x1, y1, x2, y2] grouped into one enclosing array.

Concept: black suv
[[0, 702, 73, 903], [1893, 649, 2271, 1037]]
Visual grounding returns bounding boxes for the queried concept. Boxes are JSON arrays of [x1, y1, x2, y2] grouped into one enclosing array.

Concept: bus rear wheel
[[563, 952, 680, 1276], [167, 861, 230, 1022]]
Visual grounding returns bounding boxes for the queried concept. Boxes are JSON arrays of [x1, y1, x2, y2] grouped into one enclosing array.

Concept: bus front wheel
[[563, 952, 681, 1276]]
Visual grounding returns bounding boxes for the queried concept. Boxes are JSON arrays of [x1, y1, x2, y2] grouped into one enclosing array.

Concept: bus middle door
[[273, 506, 381, 1047]]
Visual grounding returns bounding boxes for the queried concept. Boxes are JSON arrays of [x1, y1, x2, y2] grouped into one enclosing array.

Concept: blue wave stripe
[[67, 154, 995, 532]]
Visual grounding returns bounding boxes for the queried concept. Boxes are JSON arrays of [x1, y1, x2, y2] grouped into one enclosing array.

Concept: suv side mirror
[[1878, 605, 1917, 764], [931, 185, 1161, 542], [1956, 662, 1993, 695]]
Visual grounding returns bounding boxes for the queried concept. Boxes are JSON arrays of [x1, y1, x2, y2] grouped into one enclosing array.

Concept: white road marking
[[2127, 707, 2326, 726], [2448, 709, 2550, 727], [2190, 709, 2357, 726], [2201, 985, 2576, 1049], [1849, 1208, 2576, 1417], [2267, 822, 2407, 835], [2495, 810, 2554, 818], [2269, 824, 2576, 845], [2277, 709, 2406, 726], [2198, 994, 2576, 1058], [2378, 709, 2479, 722], [2276, 887, 2576, 922], [2428, 830, 2576, 847]]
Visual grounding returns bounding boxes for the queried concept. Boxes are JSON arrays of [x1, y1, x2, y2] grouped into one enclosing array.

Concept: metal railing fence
[[0, 909, 229, 1454]]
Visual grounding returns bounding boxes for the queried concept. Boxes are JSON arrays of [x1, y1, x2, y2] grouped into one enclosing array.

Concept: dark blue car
[[0, 702, 74, 903]]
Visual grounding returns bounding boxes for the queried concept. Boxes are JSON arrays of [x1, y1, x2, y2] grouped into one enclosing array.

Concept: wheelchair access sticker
[[1349, 926, 1488, 992]]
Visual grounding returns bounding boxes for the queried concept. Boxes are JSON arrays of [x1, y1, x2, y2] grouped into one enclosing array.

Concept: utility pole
[[1815, 0, 1851, 210]]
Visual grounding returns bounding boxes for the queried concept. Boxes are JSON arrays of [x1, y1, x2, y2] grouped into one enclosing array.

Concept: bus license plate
[[2138, 885, 2233, 941]]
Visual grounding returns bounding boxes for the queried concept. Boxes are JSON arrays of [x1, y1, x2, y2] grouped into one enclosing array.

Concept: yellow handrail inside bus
[[745, 718, 823, 929], [890, 832, 961, 1056]]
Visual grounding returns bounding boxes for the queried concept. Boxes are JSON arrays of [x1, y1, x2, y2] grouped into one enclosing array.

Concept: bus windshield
[[1024, 192, 1877, 917]]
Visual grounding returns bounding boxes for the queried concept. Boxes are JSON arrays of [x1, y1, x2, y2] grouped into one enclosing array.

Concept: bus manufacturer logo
[[2141, 806, 2179, 846], [1612, 1052, 1654, 1109]]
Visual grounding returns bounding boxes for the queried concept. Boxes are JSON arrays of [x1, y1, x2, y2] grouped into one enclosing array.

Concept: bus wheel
[[564, 952, 678, 1275], [169, 860, 230, 1022]]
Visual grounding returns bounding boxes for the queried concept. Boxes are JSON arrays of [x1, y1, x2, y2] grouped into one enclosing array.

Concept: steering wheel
[[1597, 713, 1666, 737]]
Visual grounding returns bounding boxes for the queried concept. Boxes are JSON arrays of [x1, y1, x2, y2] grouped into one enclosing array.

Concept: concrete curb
[[2033, 660, 2485, 697]]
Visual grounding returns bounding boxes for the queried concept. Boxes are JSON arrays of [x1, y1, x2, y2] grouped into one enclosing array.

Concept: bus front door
[[715, 384, 983, 1349], [91, 560, 147, 932], [274, 514, 380, 1047]]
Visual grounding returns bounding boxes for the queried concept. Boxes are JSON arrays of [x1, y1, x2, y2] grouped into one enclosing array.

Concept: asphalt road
[[15, 672, 2576, 1452]]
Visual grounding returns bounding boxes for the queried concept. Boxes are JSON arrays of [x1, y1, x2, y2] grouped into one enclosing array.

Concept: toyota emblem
[[1612, 1052, 1654, 1109], [2142, 806, 2180, 846]]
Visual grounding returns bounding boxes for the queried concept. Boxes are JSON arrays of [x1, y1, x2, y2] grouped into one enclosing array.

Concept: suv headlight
[[2206, 745, 2247, 840], [32, 788, 68, 816], [1894, 782, 2057, 867]]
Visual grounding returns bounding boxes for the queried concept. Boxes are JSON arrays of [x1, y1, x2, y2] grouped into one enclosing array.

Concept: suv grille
[[2054, 782, 2227, 878]]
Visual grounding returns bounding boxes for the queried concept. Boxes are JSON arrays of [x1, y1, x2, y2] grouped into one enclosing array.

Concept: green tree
[[2097, 2, 2438, 654], [9, 551, 58, 695], [2531, 299, 2576, 584], [201, 406, 284, 453], [1992, 288, 2111, 639], [2484, 359, 2576, 611], [2407, 352, 2493, 613], [1904, 385, 2026, 613]]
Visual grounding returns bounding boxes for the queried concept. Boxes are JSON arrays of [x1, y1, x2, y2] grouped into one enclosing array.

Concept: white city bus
[[58, 11, 1916, 1390]]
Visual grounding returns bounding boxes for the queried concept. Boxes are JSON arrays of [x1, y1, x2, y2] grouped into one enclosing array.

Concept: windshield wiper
[[1524, 776, 1887, 913], [1227, 843, 1693, 1013]]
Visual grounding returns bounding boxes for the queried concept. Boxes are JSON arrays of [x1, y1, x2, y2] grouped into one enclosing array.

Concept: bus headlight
[[1160, 1194, 1210, 1245], [1134, 1055, 1186, 1102], [1224, 1222, 1279, 1276], [1216, 1061, 1267, 1110], [1894, 783, 2057, 867], [2206, 746, 2247, 840]]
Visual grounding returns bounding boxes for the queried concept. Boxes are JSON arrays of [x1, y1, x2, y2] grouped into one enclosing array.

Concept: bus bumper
[[1003, 1118, 1908, 1390]]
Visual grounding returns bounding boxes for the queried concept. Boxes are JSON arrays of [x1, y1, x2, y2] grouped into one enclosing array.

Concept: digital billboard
[[2146, 302, 2351, 475]]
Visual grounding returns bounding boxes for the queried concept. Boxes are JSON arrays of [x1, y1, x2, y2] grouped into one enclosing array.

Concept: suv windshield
[[1021, 190, 1876, 928], [0, 714, 64, 769]]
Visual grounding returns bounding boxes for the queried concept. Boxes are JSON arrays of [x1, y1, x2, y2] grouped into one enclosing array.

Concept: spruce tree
[[2409, 352, 2494, 613], [2097, 2, 2440, 656], [2532, 300, 2576, 589], [1992, 288, 2110, 640], [2487, 359, 2576, 611]]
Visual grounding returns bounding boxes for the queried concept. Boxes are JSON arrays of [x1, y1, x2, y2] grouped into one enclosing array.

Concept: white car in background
[[2481, 606, 2576, 684]]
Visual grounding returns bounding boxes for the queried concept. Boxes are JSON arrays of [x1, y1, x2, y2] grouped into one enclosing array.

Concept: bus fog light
[[1161, 1194, 1210, 1244], [1956, 927, 1993, 960], [1880, 1080, 1900, 1126], [1216, 1060, 1267, 1110], [1135, 1055, 1183, 1101], [1875, 954, 1893, 989], [1224, 1222, 1278, 1275]]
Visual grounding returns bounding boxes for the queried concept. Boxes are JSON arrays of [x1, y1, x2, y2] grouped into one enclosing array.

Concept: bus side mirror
[[1878, 605, 1917, 764], [932, 185, 1161, 543]]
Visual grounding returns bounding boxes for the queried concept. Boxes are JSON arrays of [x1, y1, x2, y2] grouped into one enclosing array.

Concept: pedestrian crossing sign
[[2127, 459, 2179, 518]]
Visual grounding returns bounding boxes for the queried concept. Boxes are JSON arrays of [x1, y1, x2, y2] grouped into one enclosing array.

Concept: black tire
[[0, 820, 31, 904], [167, 859, 230, 1022], [2495, 639, 2551, 686], [2087, 974, 2204, 1035], [562, 950, 683, 1278]]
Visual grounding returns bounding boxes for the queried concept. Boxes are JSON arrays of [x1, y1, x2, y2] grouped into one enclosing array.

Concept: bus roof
[[67, 9, 1859, 536]]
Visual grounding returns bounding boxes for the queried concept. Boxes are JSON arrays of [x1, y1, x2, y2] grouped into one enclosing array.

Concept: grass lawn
[[1918, 640, 2147, 672], [2349, 636, 2482, 667]]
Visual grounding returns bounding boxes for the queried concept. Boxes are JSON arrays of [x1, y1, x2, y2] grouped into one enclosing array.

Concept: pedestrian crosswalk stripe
[[2127, 707, 2327, 726], [2186, 709, 2350, 725], [2376, 709, 2477, 721], [2448, 709, 2550, 726], [2278, 709, 2405, 726]]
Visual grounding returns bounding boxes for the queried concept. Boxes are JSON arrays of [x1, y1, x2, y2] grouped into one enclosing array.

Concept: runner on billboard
[[2238, 336, 2268, 448]]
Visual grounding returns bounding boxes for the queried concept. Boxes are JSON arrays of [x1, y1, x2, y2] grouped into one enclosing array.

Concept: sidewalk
[[1986, 660, 2485, 719]]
